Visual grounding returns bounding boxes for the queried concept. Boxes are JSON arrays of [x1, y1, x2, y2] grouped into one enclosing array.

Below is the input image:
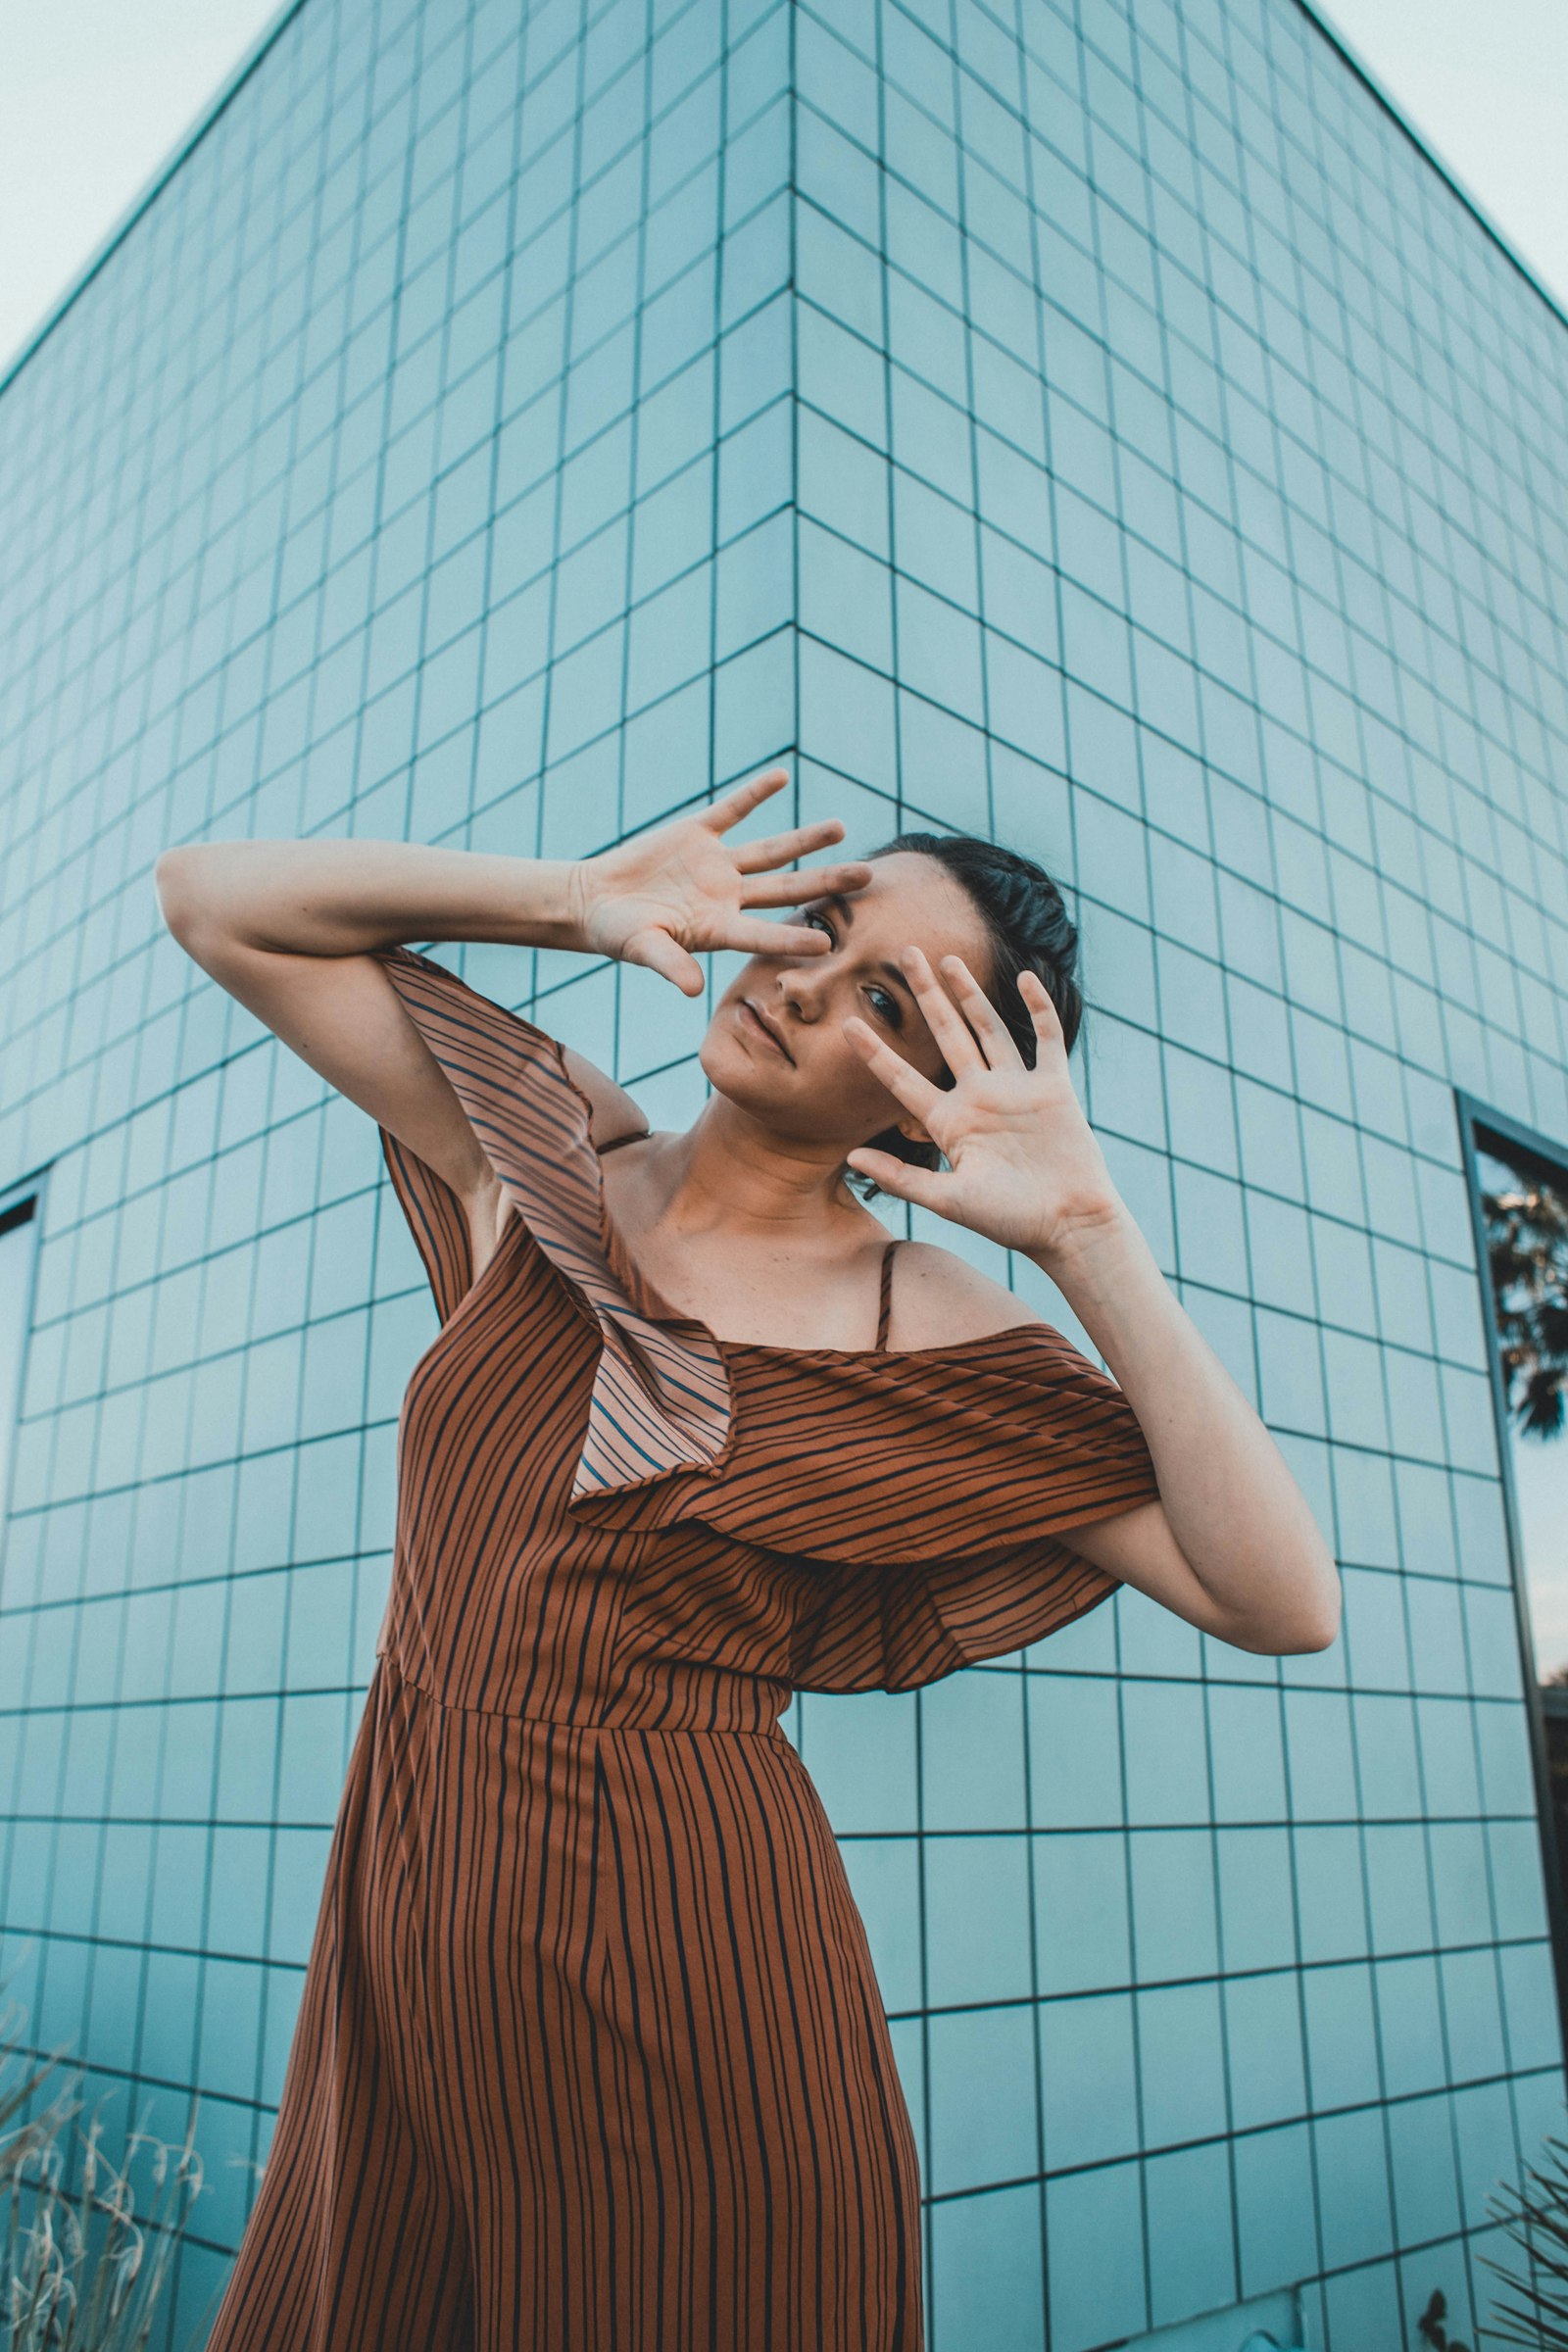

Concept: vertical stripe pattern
[[204, 946, 1161, 2349]]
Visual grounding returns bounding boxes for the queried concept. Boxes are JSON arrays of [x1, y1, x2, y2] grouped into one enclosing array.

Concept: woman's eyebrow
[[814, 892, 917, 1004]]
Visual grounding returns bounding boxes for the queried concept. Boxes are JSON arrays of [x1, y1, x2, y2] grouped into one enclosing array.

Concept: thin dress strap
[[874, 1236, 899, 1352]]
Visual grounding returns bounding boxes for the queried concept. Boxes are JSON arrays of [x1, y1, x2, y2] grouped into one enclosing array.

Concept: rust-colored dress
[[203, 945, 1160, 2352]]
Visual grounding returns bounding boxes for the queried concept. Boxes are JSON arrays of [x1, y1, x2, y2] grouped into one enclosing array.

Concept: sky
[[1314, 0, 1568, 314], [0, 0, 283, 380], [0, 0, 1564, 381]]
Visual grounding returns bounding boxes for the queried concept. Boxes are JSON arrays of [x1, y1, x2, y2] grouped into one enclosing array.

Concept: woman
[[160, 766, 1339, 2351]]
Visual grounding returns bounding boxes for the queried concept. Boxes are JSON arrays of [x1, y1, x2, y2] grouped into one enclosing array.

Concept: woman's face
[[701, 851, 996, 1152]]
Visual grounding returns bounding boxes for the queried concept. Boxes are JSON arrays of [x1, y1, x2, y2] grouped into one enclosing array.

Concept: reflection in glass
[[1477, 1140, 1568, 1871]]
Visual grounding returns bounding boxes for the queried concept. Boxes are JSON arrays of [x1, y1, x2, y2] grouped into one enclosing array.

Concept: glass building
[[1, 0, 1565, 2344]]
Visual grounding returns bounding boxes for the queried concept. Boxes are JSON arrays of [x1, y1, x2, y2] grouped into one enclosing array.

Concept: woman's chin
[[697, 1037, 838, 1139], [697, 1033, 785, 1105]]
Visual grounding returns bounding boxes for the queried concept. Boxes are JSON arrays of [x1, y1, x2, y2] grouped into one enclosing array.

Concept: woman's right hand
[[567, 767, 872, 996]]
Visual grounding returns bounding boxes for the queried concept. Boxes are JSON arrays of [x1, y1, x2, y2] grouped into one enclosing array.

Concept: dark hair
[[849, 831, 1087, 1200]]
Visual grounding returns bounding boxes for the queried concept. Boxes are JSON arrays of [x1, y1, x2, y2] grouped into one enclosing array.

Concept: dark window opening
[[0, 1191, 39, 1583], [1464, 1099, 1568, 2030]]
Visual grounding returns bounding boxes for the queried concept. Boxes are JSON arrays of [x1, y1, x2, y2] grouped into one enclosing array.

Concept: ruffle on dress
[[370, 943, 1163, 1690], [371, 943, 736, 1501]]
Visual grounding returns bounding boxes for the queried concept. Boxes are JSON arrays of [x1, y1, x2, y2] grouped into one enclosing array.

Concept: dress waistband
[[370, 1645, 792, 1738]]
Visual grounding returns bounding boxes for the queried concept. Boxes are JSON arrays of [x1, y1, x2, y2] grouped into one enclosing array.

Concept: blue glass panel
[[1138, 1982, 1227, 2143], [1146, 2140, 1236, 2328], [1129, 1828, 1220, 1980], [920, 1672, 1026, 1833], [1235, 2120, 1321, 2295], [924, 1836, 1032, 2006], [1039, 1989, 1138, 2166], [930, 2183, 1045, 2352], [1314, 2104, 1396, 2271], [838, 1835, 922, 2012], [1226, 1970, 1309, 2131], [799, 1690, 919, 1834], [1045, 2159, 1147, 2346], [927, 2002, 1038, 2190], [1303, 1960, 1381, 2110], [1034, 1829, 1132, 1995]]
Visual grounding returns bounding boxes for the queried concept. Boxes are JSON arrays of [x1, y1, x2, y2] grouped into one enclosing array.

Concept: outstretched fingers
[[938, 954, 1024, 1067], [740, 860, 872, 907], [717, 914, 835, 956], [731, 819, 858, 875], [841, 1012, 946, 1122], [842, 1146, 949, 1214], [701, 767, 793, 834], [1018, 966, 1065, 1055], [898, 946, 987, 1074], [624, 926, 707, 996]]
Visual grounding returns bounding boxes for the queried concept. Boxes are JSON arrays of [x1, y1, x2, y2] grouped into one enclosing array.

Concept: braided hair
[[847, 831, 1086, 1200]]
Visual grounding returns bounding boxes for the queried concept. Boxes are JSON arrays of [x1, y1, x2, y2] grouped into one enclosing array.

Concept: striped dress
[[203, 943, 1160, 2352]]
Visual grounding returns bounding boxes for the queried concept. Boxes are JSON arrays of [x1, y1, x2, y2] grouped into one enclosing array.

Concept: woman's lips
[[739, 1000, 793, 1061]]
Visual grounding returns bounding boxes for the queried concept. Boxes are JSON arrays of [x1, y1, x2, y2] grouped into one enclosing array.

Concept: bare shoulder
[[887, 1238, 1050, 1348], [560, 1044, 650, 1151]]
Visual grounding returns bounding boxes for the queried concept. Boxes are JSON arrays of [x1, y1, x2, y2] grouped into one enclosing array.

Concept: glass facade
[[0, 0, 1564, 2343]]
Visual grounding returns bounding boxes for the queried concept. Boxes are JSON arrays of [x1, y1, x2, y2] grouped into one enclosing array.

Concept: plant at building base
[[1469, 2122, 1568, 2348], [1, 1973, 209, 2349]]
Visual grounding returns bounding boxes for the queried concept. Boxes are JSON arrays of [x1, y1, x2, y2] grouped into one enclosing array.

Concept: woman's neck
[[635, 1097, 864, 1243]]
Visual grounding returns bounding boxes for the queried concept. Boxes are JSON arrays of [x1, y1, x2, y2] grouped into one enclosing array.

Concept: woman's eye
[[803, 911, 899, 1026]]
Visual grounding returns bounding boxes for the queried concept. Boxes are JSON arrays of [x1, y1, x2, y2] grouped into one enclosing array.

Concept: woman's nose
[[776, 969, 821, 1019]]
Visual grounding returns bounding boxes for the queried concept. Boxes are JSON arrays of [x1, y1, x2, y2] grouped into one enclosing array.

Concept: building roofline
[[0, 0, 310, 402], [1294, 0, 1568, 334], [0, 0, 1561, 406]]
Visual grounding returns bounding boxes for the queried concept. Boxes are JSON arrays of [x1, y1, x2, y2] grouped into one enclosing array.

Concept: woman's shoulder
[[562, 1044, 649, 1151], [886, 1236, 1050, 1349]]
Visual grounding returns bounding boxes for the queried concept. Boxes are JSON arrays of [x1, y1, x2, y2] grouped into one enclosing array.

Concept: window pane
[[0, 1199, 38, 1560], [1476, 1138, 1568, 1886]]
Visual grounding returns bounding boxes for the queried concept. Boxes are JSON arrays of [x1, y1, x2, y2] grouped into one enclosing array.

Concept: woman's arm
[[153, 765, 867, 978], [154, 768, 872, 1239], [153, 843, 637, 1213], [153, 835, 592, 958], [841, 943, 1342, 1657], [1025, 1208, 1341, 1654]]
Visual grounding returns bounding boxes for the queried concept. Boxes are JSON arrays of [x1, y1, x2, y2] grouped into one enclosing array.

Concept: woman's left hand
[[842, 947, 1126, 1262]]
